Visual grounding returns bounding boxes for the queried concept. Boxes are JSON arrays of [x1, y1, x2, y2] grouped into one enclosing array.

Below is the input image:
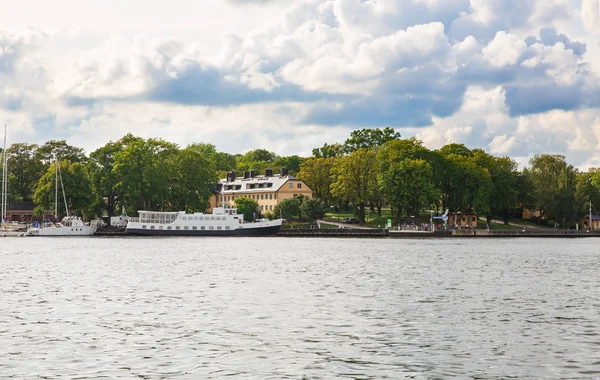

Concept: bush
[[300, 198, 327, 221]]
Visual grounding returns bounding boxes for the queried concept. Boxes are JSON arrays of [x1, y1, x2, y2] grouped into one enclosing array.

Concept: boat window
[[201, 226, 205, 230], [176, 226, 181, 230], [167, 226, 172, 230], [192, 226, 197, 230], [209, 226, 214, 230], [184, 226, 189, 230], [217, 226, 222, 230], [142, 225, 147, 229], [225, 226, 230, 230], [150, 226, 155, 229], [194, 217, 199, 220], [199, 217, 204, 221]]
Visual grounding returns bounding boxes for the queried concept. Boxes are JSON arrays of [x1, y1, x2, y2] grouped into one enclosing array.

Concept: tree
[[528, 154, 577, 227], [242, 149, 278, 163], [441, 154, 492, 220], [273, 197, 302, 220], [575, 169, 600, 217], [274, 155, 304, 174], [36, 140, 87, 165], [312, 143, 343, 158], [167, 147, 217, 212], [331, 149, 378, 223], [88, 141, 125, 217], [438, 143, 473, 158], [6, 143, 44, 201], [33, 160, 97, 219], [234, 197, 259, 222], [300, 197, 327, 221], [297, 157, 335, 204], [113, 138, 178, 213], [379, 159, 438, 222], [472, 150, 518, 223], [343, 127, 401, 154]]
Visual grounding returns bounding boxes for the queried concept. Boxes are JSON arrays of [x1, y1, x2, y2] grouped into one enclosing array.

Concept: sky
[[1, 0, 600, 168]]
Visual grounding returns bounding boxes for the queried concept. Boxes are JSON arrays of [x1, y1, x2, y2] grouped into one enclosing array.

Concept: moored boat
[[27, 216, 98, 236], [125, 207, 282, 236]]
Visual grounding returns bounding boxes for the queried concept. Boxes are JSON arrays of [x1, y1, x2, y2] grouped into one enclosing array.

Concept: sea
[[1, 237, 599, 379]]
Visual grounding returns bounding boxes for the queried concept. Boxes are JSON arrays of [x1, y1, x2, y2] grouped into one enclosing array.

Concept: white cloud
[[1, 0, 599, 169], [482, 31, 527, 68]]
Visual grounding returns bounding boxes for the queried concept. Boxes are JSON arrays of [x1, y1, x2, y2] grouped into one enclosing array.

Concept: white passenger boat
[[126, 207, 282, 236]]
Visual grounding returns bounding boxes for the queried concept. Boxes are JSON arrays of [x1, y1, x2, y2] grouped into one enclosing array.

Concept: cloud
[[1, 0, 600, 169]]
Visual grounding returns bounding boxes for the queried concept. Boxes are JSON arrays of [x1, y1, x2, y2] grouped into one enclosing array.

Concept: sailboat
[[27, 156, 97, 236], [0, 125, 26, 237]]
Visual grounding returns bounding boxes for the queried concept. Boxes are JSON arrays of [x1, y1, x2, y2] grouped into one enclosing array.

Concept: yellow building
[[579, 215, 600, 230], [448, 212, 478, 228], [209, 168, 313, 214]]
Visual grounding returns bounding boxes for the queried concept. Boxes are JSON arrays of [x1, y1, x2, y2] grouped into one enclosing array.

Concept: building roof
[[8, 201, 36, 211], [583, 214, 600, 221], [218, 174, 301, 194]]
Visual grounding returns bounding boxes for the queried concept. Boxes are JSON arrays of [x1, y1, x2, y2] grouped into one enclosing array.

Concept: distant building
[[522, 209, 543, 220], [5, 201, 53, 222], [448, 212, 478, 228], [209, 168, 313, 214], [579, 215, 600, 231]]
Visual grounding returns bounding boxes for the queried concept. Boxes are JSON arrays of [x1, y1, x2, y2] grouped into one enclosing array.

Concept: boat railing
[[128, 217, 139, 223]]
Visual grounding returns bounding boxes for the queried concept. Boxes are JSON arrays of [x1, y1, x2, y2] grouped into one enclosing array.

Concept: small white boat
[[126, 207, 282, 236], [27, 216, 97, 236]]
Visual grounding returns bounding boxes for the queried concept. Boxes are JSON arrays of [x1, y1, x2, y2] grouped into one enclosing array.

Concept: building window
[[261, 194, 264, 200], [288, 183, 293, 189], [297, 183, 302, 189], [269, 205, 273, 211], [269, 194, 273, 200]]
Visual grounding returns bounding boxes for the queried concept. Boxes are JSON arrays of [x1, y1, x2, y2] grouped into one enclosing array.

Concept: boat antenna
[[57, 157, 70, 218]]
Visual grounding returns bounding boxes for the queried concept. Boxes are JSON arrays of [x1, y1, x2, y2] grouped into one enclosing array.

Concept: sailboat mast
[[55, 156, 58, 219], [2, 124, 6, 222]]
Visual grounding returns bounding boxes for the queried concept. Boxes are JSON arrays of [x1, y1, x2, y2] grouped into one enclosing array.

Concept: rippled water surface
[[1, 237, 600, 379]]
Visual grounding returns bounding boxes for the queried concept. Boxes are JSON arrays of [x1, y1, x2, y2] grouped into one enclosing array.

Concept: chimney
[[227, 171, 236, 182], [265, 168, 273, 177], [243, 171, 251, 179], [250, 170, 256, 178], [280, 167, 289, 176]]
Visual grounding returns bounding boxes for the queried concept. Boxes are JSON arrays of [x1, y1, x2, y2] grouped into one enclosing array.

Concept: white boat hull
[[27, 225, 97, 236]]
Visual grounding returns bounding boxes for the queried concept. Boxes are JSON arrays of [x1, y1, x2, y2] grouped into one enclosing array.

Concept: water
[[1, 237, 599, 379]]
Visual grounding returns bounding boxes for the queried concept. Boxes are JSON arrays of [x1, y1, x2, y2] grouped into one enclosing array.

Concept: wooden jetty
[[278, 228, 389, 237]]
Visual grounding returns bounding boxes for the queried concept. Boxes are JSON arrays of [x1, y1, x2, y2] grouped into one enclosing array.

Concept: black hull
[[126, 225, 281, 237]]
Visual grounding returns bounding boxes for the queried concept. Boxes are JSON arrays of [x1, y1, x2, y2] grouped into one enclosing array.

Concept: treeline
[[1, 129, 599, 227]]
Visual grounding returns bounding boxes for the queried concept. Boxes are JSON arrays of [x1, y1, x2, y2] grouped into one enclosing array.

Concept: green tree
[[297, 157, 335, 204], [472, 150, 518, 224], [33, 161, 97, 219], [6, 143, 43, 201], [234, 197, 259, 222], [312, 142, 344, 158], [273, 197, 302, 220], [528, 154, 577, 227], [575, 169, 600, 217], [274, 155, 304, 174], [113, 138, 178, 213], [379, 158, 438, 222], [300, 197, 327, 221], [36, 140, 87, 165], [343, 127, 401, 154], [331, 149, 377, 223], [167, 147, 217, 212], [88, 141, 125, 217]]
